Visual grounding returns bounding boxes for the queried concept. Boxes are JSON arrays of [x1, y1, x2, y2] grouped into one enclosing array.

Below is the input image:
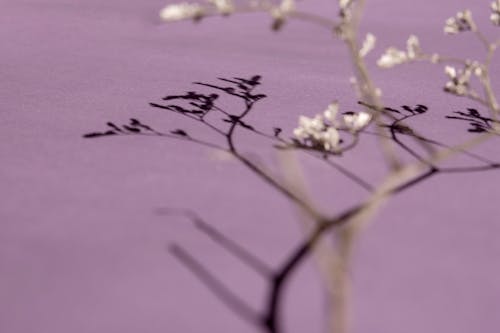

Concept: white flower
[[293, 127, 308, 139], [493, 0, 500, 11], [491, 1, 500, 25], [293, 112, 340, 151], [444, 10, 475, 34], [338, 0, 353, 21], [473, 64, 484, 77], [339, 0, 352, 9], [444, 65, 472, 96], [293, 101, 370, 151], [406, 35, 420, 60], [377, 47, 408, 68], [271, 0, 295, 18], [377, 35, 422, 68], [160, 3, 205, 21], [343, 111, 371, 131], [323, 102, 339, 123], [297, 115, 325, 138], [280, 0, 295, 13], [359, 33, 376, 57], [209, 0, 234, 15], [444, 65, 457, 78], [319, 127, 341, 151]]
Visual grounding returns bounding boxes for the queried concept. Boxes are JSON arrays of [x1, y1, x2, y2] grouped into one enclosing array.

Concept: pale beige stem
[[341, 0, 402, 171], [278, 149, 360, 333]]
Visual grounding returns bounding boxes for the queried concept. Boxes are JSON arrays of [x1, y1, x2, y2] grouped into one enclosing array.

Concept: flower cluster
[[377, 35, 420, 68], [294, 115, 341, 151], [160, 2, 205, 21], [159, 0, 236, 21], [444, 10, 475, 34], [491, 1, 500, 25], [342, 111, 372, 131], [443, 62, 482, 96], [293, 102, 371, 152], [335, 0, 355, 39]]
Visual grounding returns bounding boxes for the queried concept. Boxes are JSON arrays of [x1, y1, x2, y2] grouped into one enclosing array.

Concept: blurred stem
[[341, 0, 402, 171]]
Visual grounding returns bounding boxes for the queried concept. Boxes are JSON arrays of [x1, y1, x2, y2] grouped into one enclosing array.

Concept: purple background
[[1, 1, 499, 332]]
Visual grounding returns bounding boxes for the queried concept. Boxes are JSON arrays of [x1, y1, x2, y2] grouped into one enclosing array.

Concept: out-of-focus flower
[[280, 0, 295, 13], [293, 113, 340, 151], [323, 102, 339, 123], [293, 101, 371, 152], [406, 35, 420, 59], [473, 64, 484, 77], [443, 61, 483, 96], [319, 127, 341, 151], [491, 1, 500, 25], [377, 35, 422, 68], [444, 65, 471, 96], [339, 0, 352, 9], [359, 33, 376, 57], [343, 111, 371, 131], [338, 0, 354, 21], [377, 47, 408, 68], [270, 0, 295, 30], [293, 115, 325, 139], [209, 0, 234, 15], [160, 3, 205, 21], [444, 10, 475, 34]]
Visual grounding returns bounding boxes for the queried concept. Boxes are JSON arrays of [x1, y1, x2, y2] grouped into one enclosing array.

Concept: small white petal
[[343, 112, 371, 131], [339, 0, 351, 9], [324, 102, 339, 122], [356, 112, 371, 128], [320, 127, 340, 151], [209, 0, 234, 14], [293, 127, 307, 139], [474, 66, 483, 76], [160, 3, 204, 21], [280, 0, 295, 13], [406, 35, 420, 59], [359, 33, 376, 57], [444, 66, 456, 78], [298, 115, 312, 128], [377, 47, 408, 68]]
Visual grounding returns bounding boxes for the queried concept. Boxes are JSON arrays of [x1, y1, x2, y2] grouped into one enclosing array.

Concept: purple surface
[[1, 1, 499, 332]]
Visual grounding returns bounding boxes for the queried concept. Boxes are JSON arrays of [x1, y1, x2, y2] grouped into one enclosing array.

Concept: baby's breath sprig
[[159, 0, 337, 31], [377, 35, 420, 68], [378, 4, 500, 121], [160, 2, 206, 21], [491, 0, 500, 25], [443, 62, 484, 97], [292, 101, 371, 153], [444, 9, 476, 34]]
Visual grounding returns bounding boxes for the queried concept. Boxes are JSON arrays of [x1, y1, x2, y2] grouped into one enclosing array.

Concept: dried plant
[[84, 1, 500, 332]]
